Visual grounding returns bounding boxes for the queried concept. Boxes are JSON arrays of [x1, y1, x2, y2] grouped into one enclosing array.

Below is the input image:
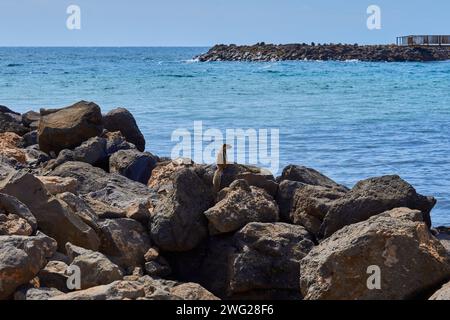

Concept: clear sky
[[0, 0, 448, 46]]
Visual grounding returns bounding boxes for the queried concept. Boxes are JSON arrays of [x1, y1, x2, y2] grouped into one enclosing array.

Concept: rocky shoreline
[[1, 100, 450, 300], [196, 43, 450, 62]]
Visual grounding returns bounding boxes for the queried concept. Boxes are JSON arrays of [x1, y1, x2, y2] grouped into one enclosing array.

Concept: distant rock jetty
[[197, 43, 450, 62], [1, 101, 450, 300]]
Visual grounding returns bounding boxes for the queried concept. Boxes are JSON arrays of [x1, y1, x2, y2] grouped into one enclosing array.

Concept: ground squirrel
[[213, 144, 231, 193]]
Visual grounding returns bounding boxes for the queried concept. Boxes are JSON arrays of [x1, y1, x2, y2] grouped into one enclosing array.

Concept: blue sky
[[0, 0, 448, 46]]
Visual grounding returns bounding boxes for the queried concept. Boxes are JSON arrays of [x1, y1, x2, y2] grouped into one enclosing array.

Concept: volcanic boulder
[[300, 209, 450, 300], [38, 101, 103, 154], [103, 108, 146, 152]]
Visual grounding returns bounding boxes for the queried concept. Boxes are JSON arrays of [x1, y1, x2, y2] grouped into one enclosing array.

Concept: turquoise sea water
[[0, 47, 449, 225]]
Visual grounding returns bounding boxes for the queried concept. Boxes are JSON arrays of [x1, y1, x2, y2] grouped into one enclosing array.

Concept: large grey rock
[[38, 101, 103, 154], [320, 175, 436, 238], [50, 161, 157, 220], [277, 165, 348, 191], [290, 185, 347, 236], [98, 219, 151, 269], [275, 180, 306, 222], [0, 232, 57, 300], [37, 260, 69, 292], [204, 180, 279, 235], [0, 170, 100, 251], [109, 149, 158, 184], [300, 209, 450, 300], [103, 108, 145, 152], [68, 243, 124, 289], [150, 166, 214, 252], [229, 222, 314, 299]]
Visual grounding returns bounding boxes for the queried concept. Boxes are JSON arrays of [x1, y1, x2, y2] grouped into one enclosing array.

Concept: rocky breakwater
[[1, 100, 450, 300], [196, 43, 450, 62]]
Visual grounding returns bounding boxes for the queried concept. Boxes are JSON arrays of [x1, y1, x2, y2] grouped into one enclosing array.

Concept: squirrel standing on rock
[[213, 144, 232, 193]]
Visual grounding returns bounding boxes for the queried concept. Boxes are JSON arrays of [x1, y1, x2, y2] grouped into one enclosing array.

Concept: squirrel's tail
[[212, 168, 223, 193]]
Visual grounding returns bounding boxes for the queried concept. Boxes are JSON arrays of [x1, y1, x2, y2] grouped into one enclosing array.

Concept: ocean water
[[0, 47, 449, 226]]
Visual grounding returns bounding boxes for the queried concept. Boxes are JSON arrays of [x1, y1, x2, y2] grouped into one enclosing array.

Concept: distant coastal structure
[[396, 35, 450, 46]]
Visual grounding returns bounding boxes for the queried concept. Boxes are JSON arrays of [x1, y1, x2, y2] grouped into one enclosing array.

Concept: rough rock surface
[[320, 175, 436, 238], [103, 108, 146, 152], [109, 149, 158, 184], [429, 281, 450, 300], [229, 223, 314, 299], [50, 280, 145, 300], [37, 176, 79, 195], [0, 193, 37, 232], [0, 171, 100, 251], [0, 133, 27, 163], [38, 101, 103, 154], [98, 219, 151, 269], [50, 161, 157, 220], [150, 165, 214, 252], [290, 185, 347, 236], [204, 180, 279, 235], [0, 232, 57, 299], [300, 210, 450, 300], [37, 260, 69, 292], [68, 243, 124, 289], [278, 165, 348, 191]]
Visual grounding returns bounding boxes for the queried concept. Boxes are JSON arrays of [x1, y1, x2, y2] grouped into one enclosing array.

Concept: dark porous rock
[[0, 111, 29, 136], [290, 185, 347, 236], [429, 281, 450, 300], [44, 136, 108, 171], [21, 110, 40, 129], [56, 192, 100, 232], [144, 258, 172, 278], [228, 222, 314, 299], [21, 130, 38, 147], [103, 108, 145, 152], [204, 180, 279, 235], [103, 131, 137, 155], [50, 161, 157, 220], [98, 218, 151, 270], [72, 136, 107, 167], [49, 280, 146, 300], [165, 235, 234, 298], [150, 165, 214, 252], [0, 105, 20, 115], [109, 149, 158, 184], [275, 180, 306, 222], [68, 243, 124, 289], [0, 170, 100, 251], [0, 232, 57, 300], [37, 260, 69, 292], [320, 175, 436, 238], [14, 287, 64, 301], [0, 193, 38, 233], [300, 210, 450, 300], [277, 165, 348, 192], [38, 101, 103, 154]]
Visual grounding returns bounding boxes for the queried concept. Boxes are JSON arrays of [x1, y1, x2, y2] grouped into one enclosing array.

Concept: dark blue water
[[0, 47, 449, 225]]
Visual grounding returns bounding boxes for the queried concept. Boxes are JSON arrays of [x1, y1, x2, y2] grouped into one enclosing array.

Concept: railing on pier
[[396, 35, 450, 46]]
